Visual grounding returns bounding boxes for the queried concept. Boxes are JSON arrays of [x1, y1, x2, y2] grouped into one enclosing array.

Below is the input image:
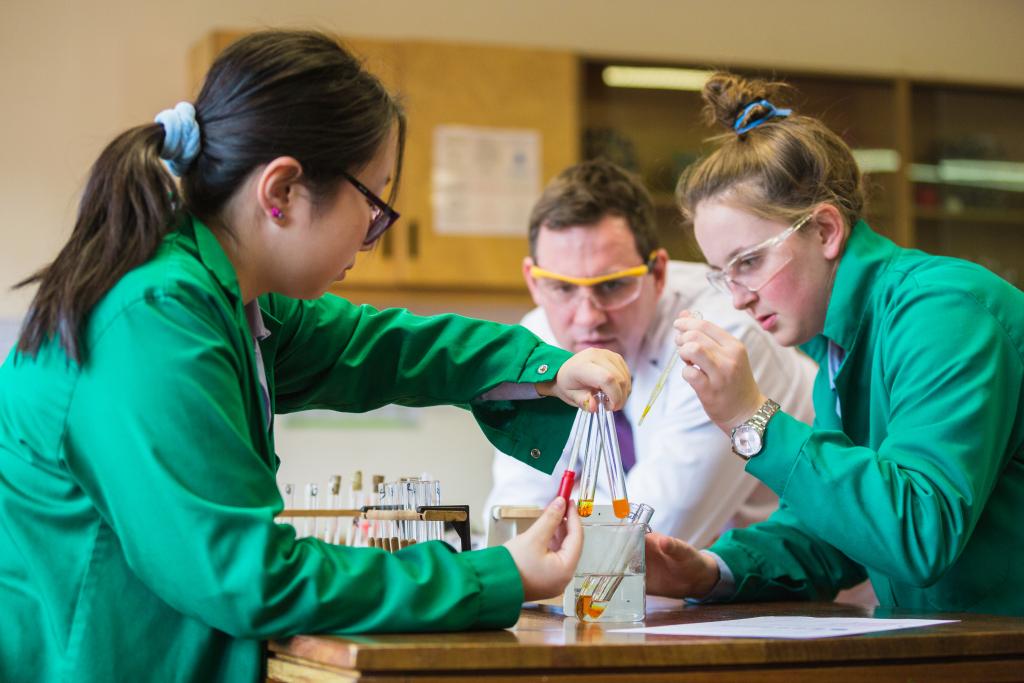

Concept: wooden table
[[265, 598, 1024, 682]]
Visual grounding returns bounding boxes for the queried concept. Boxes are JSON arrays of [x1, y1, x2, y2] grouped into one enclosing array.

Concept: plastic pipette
[[638, 310, 702, 425]]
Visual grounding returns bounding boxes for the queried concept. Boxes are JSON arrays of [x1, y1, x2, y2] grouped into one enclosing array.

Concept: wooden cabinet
[[189, 31, 578, 296], [191, 34, 1023, 294], [910, 83, 1024, 286], [582, 62, 908, 260], [396, 41, 578, 289]]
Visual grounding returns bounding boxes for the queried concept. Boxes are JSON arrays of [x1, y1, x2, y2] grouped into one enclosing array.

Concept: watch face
[[733, 424, 763, 457]]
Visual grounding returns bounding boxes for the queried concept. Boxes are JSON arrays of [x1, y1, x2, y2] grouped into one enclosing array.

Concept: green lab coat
[[0, 216, 574, 682], [710, 221, 1024, 615]]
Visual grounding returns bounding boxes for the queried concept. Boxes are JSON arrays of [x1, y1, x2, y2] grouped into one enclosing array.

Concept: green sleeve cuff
[[515, 343, 572, 384], [469, 344, 576, 475], [744, 411, 812, 497], [705, 540, 765, 601], [462, 546, 524, 630]]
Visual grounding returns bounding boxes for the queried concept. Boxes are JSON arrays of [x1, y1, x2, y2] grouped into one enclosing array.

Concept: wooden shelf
[[580, 59, 1024, 273], [651, 192, 678, 209], [915, 206, 1024, 225]]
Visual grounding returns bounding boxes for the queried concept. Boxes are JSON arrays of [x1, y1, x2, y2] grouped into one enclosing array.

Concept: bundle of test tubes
[[557, 391, 630, 519], [554, 393, 656, 620]]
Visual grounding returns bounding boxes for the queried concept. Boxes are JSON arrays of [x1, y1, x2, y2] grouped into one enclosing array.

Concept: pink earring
[[271, 207, 284, 220]]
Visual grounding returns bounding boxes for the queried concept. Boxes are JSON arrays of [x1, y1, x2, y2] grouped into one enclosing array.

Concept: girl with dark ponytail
[[0, 30, 631, 681], [644, 72, 1024, 616]]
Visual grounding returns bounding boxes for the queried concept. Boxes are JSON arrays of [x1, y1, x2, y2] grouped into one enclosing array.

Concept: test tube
[[400, 476, 420, 545], [283, 483, 295, 527], [387, 481, 399, 548], [428, 480, 442, 541], [596, 392, 630, 519], [413, 479, 438, 542], [344, 471, 363, 546], [592, 503, 654, 603], [403, 479, 422, 544], [375, 479, 387, 549], [326, 475, 342, 543], [368, 474, 385, 547], [556, 409, 586, 504], [304, 483, 319, 539], [576, 411, 602, 517]]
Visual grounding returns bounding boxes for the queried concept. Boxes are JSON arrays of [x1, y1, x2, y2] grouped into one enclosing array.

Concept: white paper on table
[[608, 616, 958, 639]]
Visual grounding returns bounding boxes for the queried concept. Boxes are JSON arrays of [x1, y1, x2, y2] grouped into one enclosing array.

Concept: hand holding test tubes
[[556, 391, 630, 519]]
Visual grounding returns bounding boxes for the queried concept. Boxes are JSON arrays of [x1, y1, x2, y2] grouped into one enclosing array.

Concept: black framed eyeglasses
[[341, 171, 400, 246]]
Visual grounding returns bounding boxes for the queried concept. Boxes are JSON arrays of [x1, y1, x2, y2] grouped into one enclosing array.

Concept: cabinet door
[[190, 33, 579, 292], [396, 41, 579, 289], [335, 37, 409, 289]]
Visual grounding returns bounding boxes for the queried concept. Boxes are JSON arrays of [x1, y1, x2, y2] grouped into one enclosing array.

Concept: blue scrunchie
[[154, 102, 201, 176], [733, 99, 792, 135]]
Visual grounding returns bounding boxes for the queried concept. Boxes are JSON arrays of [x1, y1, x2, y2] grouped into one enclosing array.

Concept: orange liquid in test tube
[[575, 594, 607, 620]]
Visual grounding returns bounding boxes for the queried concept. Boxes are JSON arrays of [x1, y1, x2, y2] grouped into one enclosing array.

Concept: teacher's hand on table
[[645, 532, 721, 600]]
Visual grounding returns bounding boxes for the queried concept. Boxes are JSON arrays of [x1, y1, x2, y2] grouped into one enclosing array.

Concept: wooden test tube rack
[[276, 505, 472, 552]]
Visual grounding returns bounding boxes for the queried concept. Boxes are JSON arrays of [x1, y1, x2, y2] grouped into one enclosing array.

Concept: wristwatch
[[731, 398, 781, 460]]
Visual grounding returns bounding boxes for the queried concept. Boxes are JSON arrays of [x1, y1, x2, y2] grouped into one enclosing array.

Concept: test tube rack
[[276, 504, 471, 552]]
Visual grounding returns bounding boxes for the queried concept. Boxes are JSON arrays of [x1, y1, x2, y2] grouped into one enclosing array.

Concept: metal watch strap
[[749, 398, 781, 433]]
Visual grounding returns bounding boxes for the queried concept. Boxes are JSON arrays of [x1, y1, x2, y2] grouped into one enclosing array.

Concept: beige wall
[[3, 0, 1024, 317]]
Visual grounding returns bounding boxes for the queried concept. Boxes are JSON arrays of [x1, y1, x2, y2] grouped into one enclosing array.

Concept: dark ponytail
[[16, 30, 405, 363], [16, 125, 180, 363]]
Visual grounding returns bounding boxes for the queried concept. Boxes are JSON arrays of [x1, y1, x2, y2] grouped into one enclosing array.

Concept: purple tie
[[614, 410, 636, 473]]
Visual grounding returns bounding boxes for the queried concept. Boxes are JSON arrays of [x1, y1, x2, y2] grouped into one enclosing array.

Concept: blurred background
[[3, 0, 1023, 521]]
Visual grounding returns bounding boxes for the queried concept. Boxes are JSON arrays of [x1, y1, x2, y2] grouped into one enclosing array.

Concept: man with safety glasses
[[484, 159, 818, 544]]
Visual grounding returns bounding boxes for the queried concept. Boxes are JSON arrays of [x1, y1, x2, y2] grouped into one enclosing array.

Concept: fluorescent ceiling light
[[602, 66, 713, 91], [852, 149, 901, 174], [911, 159, 1024, 192]]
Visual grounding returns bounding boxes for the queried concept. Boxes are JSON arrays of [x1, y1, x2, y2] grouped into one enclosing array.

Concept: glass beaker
[[564, 512, 647, 623]]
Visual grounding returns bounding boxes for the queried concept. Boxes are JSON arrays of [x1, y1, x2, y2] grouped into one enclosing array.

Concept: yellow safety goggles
[[529, 253, 657, 311]]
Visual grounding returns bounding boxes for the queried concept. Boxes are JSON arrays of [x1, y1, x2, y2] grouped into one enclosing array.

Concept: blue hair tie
[[154, 102, 201, 176], [733, 99, 792, 135]]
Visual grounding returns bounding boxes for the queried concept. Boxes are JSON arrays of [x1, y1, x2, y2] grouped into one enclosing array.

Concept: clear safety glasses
[[706, 214, 813, 296], [529, 253, 657, 311]]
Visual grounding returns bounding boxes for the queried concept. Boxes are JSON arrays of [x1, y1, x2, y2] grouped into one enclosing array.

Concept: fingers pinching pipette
[[638, 310, 702, 426]]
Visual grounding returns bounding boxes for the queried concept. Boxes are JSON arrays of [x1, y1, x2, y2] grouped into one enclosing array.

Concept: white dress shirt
[[483, 261, 818, 546]]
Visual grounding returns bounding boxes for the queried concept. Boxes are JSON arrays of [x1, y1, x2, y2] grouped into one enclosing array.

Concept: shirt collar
[[244, 300, 271, 341], [819, 220, 900, 354], [188, 214, 243, 302]]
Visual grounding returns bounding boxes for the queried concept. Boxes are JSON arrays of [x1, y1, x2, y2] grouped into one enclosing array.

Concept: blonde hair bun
[[702, 72, 790, 133]]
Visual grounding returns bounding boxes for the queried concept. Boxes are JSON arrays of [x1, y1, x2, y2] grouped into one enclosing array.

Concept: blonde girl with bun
[[645, 72, 1024, 616]]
